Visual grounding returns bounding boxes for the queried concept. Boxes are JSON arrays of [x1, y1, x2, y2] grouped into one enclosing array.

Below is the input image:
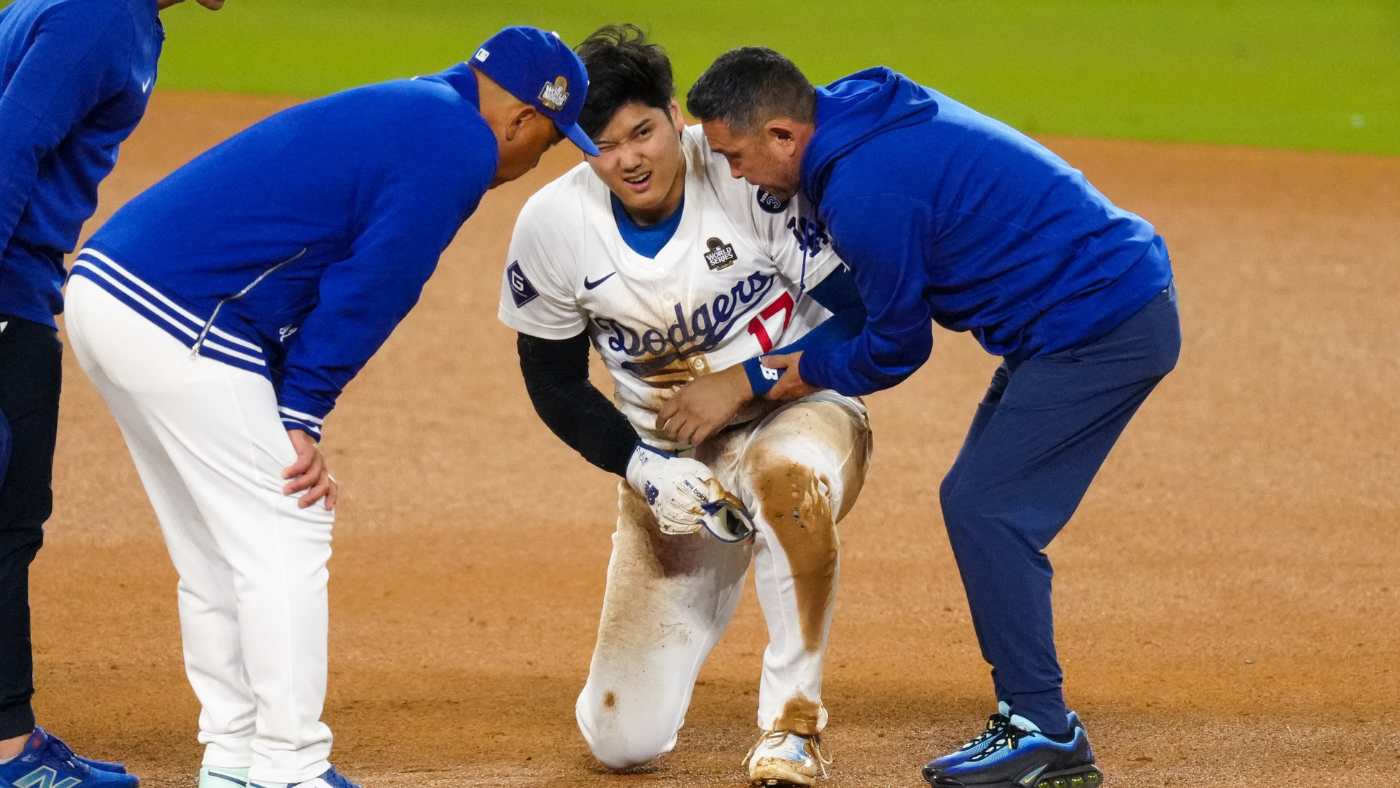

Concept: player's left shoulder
[[684, 125, 744, 195], [684, 125, 782, 230]]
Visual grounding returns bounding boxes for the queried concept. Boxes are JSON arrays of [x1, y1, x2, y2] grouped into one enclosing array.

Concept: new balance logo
[[15, 766, 82, 788]]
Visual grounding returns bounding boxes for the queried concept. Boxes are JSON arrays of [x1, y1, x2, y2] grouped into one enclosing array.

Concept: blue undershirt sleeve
[[0, 2, 132, 255], [742, 265, 867, 396]]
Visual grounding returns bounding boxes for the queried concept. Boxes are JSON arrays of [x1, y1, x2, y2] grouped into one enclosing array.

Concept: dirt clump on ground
[[32, 91, 1400, 786]]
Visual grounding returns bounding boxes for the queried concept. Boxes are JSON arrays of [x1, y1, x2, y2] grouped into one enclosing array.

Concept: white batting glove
[[626, 443, 718, 535]]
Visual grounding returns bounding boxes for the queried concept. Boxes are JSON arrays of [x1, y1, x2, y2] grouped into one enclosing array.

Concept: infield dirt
[[32, 92, 1400, 786]]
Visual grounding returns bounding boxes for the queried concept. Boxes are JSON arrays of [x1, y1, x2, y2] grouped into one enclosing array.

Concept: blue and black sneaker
[[923, 714, 1101, 788], [921, 702, 1013, 780], [0, 728, 138, 788], [923, 709, 1086, 781]]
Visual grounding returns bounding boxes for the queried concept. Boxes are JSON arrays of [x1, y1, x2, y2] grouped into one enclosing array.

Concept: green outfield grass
[[18, 0, 1400, 154]]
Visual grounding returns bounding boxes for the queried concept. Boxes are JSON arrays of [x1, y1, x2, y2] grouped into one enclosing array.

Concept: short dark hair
[[574, 24, 674, 139], [686, 47, 815, 133]]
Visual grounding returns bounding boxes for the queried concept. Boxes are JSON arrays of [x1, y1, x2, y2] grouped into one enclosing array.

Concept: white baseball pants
[[66, 277, 334, 783], [576, 393, 872, 769]]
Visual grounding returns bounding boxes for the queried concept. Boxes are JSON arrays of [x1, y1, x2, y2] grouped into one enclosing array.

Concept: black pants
[[0, 315, 61, 739]]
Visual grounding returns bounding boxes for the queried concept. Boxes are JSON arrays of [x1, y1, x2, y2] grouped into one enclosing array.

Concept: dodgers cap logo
[[471, 26, 600, 156]]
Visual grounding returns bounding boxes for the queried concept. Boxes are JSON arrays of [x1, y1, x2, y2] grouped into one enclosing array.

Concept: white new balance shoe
[[199, 766, 249, 788], [744, 729, 831, 786]]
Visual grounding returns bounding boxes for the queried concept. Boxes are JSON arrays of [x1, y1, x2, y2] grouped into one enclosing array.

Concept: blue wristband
[[743, 357, 779, 397]]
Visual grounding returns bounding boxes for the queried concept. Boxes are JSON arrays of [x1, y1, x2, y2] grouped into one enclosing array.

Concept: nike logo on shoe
[[1019, 764, 1048, 785], [583, 272, 616, 290]]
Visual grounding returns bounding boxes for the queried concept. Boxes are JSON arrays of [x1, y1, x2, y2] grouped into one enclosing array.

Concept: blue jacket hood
[[800, 67, 939, 206]]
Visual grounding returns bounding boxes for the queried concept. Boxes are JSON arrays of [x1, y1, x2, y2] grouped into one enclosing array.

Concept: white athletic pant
[[67, 278, 334, 783], [576, 394, 872, 769]]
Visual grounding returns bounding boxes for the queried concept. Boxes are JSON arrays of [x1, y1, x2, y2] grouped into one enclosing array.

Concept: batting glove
[[626, 442, 720, 535]]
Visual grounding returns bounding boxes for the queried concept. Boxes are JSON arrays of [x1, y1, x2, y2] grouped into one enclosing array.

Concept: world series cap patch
[[539, 76, 569, 111], [703, 237, 737, 271], [507, 261, 539, 307]]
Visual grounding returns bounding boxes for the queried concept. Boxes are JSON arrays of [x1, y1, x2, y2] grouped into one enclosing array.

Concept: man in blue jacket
[[0, 0, 220, 785], [64, 26, 598, 788], [679, 48, 1180, 788]]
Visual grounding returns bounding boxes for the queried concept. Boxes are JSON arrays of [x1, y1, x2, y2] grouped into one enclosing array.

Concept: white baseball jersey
[[499, 125, 844, 451]]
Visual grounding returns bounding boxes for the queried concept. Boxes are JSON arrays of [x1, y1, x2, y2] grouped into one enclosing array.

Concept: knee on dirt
[[744, 450, 838, 549], [577, 690, 677, 770]]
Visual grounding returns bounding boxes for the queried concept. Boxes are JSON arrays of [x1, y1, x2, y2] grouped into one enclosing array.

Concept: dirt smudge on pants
[[772, 693, 824, 736]]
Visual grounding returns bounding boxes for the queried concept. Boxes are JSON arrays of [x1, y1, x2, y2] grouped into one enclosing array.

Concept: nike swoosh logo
[[583, 272, 616, 290], [1019, 764, 1048, 785], [141, 78, 152, 93]]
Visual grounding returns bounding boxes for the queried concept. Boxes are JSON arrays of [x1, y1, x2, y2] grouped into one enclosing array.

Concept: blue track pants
[[940, 284, 1180, 734]]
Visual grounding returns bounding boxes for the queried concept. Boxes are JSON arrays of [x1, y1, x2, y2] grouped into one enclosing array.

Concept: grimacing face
[[586, 100, 687, 224], [701, 118, 803, 202]]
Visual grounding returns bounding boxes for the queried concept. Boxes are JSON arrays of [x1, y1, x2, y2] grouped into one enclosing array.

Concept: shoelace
[[957, 713, 1010, 752], [742, 730, 833, 779], [38, 733, 87, 774], [966, 724, 1036, 762]]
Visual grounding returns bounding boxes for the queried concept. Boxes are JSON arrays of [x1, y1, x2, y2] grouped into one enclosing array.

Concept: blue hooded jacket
[[0, 0, 163, 327], [796, 68, 1173, 396], [72, 64, 497, 438]]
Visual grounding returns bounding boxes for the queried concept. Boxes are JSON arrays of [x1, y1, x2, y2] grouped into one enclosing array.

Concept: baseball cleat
[[199, 766, 249, 787], [251, 766, 362, 788], [0, 727, 139, 787], [923, 714, 1100, 788], [744, 729, 831, 786]]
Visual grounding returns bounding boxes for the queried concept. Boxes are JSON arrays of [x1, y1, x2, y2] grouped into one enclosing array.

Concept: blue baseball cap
[[470, 26, 600, 156]]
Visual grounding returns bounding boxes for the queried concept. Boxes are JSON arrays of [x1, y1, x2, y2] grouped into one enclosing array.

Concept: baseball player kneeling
[[498, 26, 872, 787]]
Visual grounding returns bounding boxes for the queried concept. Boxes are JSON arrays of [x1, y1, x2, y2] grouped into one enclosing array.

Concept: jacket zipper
[[191, 247, 307, 359]]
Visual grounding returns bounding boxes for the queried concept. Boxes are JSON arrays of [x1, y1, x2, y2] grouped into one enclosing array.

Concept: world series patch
[[506, 261, 539, 307], [703, 237, 737, 270]]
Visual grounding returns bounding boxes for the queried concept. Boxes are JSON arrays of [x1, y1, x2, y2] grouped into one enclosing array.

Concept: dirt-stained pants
[[576, 392, 872, 770]]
